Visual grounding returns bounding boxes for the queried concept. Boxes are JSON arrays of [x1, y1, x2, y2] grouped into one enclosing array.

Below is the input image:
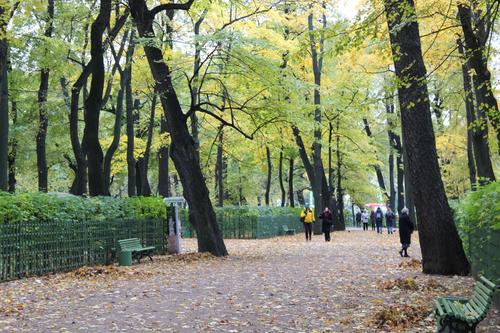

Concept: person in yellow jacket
[[300, 204, 315, 241]]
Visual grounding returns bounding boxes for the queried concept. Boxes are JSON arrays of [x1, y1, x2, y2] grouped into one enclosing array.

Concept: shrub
[[0, 193, 164, 224]]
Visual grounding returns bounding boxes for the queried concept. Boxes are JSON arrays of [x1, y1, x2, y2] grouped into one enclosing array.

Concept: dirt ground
[[0, 230, 499, 332]]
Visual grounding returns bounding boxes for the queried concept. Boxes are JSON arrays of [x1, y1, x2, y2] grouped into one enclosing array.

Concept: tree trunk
[[388, 152, 395, 208], [140, 93, 156, 197], [8, 100, 16, 192], [158, 115, 170, 197], [386, 96, 405, 212], [457, 38, 495, 184], [158, 10, 174, 198], [308, 9, 328, 232], [296, 189, 305, 206], [66, 10, 128, 196], [293, 125, 338, 229], [384, 0, 469, 275], [278, 147, 286, 206], [0, 6, 9, 191], [396, 152, 404, 212], [36, 0, 54, 193], [129, 0, 227, 256], [215, 126, 224, 207], [103, 74, 125, 192], [328, 122, 341, 230], [83, 0, 112, 196], [458, 5, 500, 151], [288, 157, 294, 207], [190, 10, 204, 157], [126, 52, 136, 197], [363, 118, 388, 197], [335, 120, 345, 229], [265, 146, 272, 206]]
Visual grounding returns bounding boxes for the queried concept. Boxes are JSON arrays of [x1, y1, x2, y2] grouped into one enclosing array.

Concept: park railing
[[0, 219, 166, 282], [181, 206, 302, 239]]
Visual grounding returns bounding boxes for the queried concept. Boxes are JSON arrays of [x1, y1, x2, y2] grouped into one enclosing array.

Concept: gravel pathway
[[1, 231, 498, 332]]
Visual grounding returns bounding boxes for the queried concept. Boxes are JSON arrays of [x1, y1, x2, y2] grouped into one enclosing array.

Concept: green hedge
[[0, 192, 164, 224], [454, 182, 500, 285]]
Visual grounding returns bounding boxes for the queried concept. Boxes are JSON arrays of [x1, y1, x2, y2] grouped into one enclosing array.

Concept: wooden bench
[[435, 276, 498, 333], [117, 238, 155, 263], [282, 225, 295, 235]]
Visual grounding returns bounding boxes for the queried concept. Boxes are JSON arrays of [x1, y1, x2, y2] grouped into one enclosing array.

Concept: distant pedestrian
[[319, 207, 333, 242], [370, 210, 376, 231], [375, 207, 383, 234], [300, 204, 315, 241], [355, 210, 362, 228], [385, 207, 395, 234], [361, 209, 369, 231], [398, 208, 414, 257]]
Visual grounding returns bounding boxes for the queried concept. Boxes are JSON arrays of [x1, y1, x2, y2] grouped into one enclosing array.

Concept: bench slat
[[435, 299, 445, 316], [476, 281, 494, 297], [468, 298, 487, 315], [479, 276, 496, 289], [474, 287, 492, 304]]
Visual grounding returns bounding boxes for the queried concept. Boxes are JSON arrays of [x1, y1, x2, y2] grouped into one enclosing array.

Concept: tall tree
[[0, 2, 14, 191], [458, 3, 500, 151], [363, 118, 388, 197], [457, 38, 495, 184], [278, 146, 286, 207], [158, 10, 175, 198], [288, 157, 295, 207], [129, 0, 227, 256], [8, 100, 16, 192], [125, 32, 137, 197], [36, 0, 54, 192], [83, 0, 112, 196], [215, 126, 225, 207], [265, 146, 272, 206], [384, 0, 469, 275], [308, 4, 329, 231]]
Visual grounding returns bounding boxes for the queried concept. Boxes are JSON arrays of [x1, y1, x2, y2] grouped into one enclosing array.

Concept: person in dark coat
[[319, 207, 333, 242], [355, 211, 362, 227], [370, 210, 376, 231], [375, 207, 383, 234], [398, 207, 414, 257]]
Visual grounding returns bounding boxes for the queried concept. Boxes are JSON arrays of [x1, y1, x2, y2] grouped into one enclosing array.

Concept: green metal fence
[[0, 219, 166, 282], [181, 208, 301, 239]]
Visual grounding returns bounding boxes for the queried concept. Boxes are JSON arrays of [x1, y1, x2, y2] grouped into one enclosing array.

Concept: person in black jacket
[[319, 207, 333, 242], [398, 207, 414, 257], [355, 211, 362, 227]]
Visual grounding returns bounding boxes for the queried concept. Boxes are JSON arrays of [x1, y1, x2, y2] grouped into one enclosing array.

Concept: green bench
[[117, 238, 155, 264], [282, 225, 295, 235], [435, 276, 498, 333]]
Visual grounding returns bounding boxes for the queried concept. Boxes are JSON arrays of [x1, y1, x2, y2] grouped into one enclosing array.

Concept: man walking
[[375, 207, 383, 234]]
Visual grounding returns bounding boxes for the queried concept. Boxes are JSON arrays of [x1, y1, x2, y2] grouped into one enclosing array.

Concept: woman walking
[[319, 207, 333, 242], [300, 204, 315, 241], [398, 208, 414, 257]]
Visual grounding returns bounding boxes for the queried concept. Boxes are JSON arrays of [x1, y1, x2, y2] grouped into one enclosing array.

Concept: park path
[[0, 230, 499, 332]]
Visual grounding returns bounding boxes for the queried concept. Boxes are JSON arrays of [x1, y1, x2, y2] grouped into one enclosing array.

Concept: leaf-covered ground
[[1, 230, 499, 332]]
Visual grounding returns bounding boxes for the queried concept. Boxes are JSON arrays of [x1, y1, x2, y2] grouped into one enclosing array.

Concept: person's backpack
[[376, 211, 382, 219]]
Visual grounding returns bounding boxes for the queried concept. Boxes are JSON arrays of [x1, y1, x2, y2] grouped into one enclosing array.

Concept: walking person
[[385, 207, 395, 234], [300, 204, 315, 241], [375, 207, 383, 234], [319, 207, 333, 242], [361, 209, 369, 231], [370, 210, 376, 231], [355, 210, 362, 228], [398, 208, 414, 257]]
